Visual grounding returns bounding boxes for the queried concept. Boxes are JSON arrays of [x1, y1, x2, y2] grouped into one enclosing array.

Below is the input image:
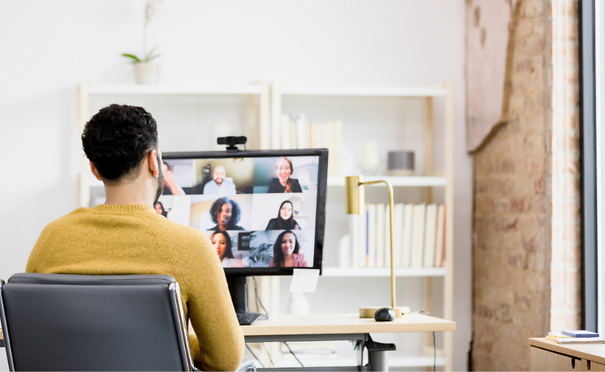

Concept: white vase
[[133, 62, 160, 85]]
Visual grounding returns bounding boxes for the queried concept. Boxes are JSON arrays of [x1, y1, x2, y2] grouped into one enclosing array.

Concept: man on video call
[[203, 165, 236, 195], [25, 104, 244, 371]]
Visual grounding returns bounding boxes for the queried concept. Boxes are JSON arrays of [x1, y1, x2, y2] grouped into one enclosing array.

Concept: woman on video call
[[267, 157, 302, 193], [269, 230, 308, 268], [208, 197, 245, 231], [211, 231, 242, 268], [265, 200, 301, 230]]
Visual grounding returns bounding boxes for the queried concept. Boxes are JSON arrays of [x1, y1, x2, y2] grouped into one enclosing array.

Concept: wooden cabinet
[[531, 346, 580, 371], [582, 360, 605, 371], [529, 338, 605, 371]]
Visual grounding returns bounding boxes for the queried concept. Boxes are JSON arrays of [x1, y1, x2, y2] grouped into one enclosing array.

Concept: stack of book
[[547, 330, 605, 344], [280, 114, 342, 177], [349, 203, 446, 268]]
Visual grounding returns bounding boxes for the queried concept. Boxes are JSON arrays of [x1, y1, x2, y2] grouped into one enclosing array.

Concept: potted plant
[[122, 47, 161, 85], [122, 0, 163, 84]]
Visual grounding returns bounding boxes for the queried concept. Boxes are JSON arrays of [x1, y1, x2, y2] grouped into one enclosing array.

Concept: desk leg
[[365, 335, 396, 372], [368, 351, 387, 372]]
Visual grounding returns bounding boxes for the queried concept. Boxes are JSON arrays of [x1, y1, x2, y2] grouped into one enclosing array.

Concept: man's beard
[[154, 153, 165, 204]]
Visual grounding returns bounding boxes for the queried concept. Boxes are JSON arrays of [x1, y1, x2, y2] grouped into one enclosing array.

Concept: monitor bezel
[[162, 148, 328, 276]]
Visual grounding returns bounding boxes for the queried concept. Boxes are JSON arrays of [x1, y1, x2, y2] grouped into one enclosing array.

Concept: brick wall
[[472, 0, 580, 370]]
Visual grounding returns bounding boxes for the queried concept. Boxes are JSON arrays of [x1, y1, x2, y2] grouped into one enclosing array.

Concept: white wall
[[0, 1, 471, 370]]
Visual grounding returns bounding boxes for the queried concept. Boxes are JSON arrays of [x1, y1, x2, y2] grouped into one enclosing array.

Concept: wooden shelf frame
[[263, 81, 455, 370]]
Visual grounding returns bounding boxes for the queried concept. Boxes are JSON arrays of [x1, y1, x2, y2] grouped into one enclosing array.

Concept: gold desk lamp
[[346, 175, 407, 318]]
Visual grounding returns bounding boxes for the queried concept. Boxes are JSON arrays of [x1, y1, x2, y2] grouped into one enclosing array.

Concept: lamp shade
[[345, 175, 365, 215]]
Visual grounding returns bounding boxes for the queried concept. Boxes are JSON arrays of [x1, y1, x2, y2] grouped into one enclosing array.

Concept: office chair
[[0, 273, 196, 371]]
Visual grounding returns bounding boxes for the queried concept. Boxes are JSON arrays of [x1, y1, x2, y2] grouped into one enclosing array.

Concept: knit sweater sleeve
[[26, 221, 59, 273], [179, 229, 244, 371]]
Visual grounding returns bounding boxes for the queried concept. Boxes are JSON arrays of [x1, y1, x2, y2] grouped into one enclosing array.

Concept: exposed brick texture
[[471, 0, 580, 370]]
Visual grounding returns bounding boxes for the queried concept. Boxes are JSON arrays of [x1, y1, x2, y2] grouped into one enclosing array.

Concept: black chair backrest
[[0, 273, 194, 371]]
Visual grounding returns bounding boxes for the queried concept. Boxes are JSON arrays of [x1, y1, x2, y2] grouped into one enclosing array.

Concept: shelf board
[[274, 355, 445, 368], [280, 86, 447, 97], [327, 176, 446, 187], [87, 85, 263, 95], [322, 267, 446, 277]]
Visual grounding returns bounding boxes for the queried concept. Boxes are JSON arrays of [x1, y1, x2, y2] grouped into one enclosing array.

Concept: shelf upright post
[[271, 81, 282, 149], [76, 80, 90, 208], [424, 94, 435, 351], [259, 80, 270, 150], [247, 92, 259, 150], [424, 96, 434, 203], [443, 81, 455, 371]]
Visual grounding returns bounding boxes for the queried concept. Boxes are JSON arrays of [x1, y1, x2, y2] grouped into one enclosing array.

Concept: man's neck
[[103, 178, 156, 206]]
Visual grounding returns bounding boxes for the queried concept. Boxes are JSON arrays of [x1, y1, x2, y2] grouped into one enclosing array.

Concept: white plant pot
[[133, 62, 160, 85]]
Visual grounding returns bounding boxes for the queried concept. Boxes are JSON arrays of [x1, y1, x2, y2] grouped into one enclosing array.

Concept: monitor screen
[[159, 149, 328, 276]]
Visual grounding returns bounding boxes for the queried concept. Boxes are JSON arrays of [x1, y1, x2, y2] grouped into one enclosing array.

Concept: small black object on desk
[[374, 307, 395, 322]]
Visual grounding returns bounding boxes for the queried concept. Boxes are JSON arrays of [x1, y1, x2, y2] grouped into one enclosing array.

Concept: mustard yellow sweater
[[26, 204, 244, 371]]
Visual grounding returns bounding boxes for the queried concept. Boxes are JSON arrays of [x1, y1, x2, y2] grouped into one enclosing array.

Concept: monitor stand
[[227, 276, 263, 322]]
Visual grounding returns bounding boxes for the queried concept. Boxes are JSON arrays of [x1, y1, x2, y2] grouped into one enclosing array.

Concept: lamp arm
[[359, 180, 396, 309]]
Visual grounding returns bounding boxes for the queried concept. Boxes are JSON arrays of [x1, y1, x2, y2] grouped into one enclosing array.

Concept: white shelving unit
[[263, 82, 455, 370], [74, 80, 454, 371]]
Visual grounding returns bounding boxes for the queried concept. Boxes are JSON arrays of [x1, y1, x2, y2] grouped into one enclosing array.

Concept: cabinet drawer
[[583, 359, 605, 371], [531, 346, 580, 371]]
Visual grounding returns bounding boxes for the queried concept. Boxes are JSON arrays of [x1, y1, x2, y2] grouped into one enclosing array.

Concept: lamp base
[[359, 306, 410, 319]]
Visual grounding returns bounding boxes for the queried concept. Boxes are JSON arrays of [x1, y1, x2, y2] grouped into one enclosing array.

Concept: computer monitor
[[160, 149, 328, 314]]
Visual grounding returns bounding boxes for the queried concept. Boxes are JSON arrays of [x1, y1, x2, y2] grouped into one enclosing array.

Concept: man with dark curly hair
[[25, 104, 244, 371]]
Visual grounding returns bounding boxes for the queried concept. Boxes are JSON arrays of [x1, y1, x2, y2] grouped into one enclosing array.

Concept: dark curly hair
[[209, 197, 241, 228], [82, 104, 158, 183], [211, 231, 234, 259], [272, 230, 300, 268]]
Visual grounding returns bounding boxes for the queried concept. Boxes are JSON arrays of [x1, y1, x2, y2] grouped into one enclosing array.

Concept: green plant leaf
[[145, 46, 160, 62], [146, 53, 161, 62], [121, 53, 141, 63]]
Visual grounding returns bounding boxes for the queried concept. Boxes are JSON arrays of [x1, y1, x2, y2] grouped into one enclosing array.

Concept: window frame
[[580, 0, 598, 332]]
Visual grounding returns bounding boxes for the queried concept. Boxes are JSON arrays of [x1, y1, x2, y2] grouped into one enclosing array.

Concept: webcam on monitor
[[217, 136, 247, 151]]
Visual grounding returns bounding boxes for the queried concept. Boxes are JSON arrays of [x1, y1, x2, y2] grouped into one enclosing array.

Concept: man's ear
[[89, 162, 103, 181], [148, 149, 160, 178]]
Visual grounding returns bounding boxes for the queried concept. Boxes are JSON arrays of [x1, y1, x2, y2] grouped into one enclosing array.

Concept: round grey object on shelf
[[387, 151, 414, 176]]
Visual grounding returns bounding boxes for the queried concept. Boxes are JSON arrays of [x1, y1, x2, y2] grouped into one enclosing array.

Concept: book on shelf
[[281, 115, 292, 150], [376, 203, 385, 267], [384, 203, 391, 267], [402, 204, 414, 267], [347, 202, 446, 269], [410, 204, 426, 267], [280, 114, 341, 176], [423, 204, 437, 267], [393, 203, 404, 267], [367, 204, 376, 267], [434, 204, 446, 267], [294, 115, 307, 150]]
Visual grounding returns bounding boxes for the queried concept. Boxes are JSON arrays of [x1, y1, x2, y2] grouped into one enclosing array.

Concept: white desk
[[0, 314, 456, 371], [241, 313, 455, 371]]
